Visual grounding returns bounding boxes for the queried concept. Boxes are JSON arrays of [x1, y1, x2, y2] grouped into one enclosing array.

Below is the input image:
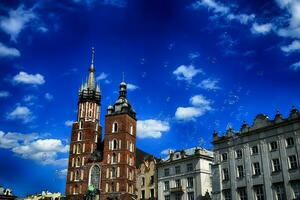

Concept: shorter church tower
[[101, 81, 137, 200], [66, 49, 102, 200]]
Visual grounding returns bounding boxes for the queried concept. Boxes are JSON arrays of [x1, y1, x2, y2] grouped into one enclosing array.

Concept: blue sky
[[0, 0, 300, 197]]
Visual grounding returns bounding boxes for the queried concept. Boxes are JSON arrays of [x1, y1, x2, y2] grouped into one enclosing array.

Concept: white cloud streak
[[6, 105, 35, 123], [13, 71, 45, 85], [0, 43, 20, 57], [173, 65, 203, 82], [137, 119, 170, 139]]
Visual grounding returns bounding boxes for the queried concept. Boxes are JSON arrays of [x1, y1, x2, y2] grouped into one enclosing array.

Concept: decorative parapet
[[212, 106, 300, 144]]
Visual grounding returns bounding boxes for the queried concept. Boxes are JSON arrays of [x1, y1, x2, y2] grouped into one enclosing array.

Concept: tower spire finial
[[91, 47, 95, 65]]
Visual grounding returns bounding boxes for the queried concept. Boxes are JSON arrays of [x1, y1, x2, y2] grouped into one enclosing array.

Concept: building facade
[[65, 49, 139, 200], [157, 148, 213, 200], [136, 156, 158, 200], [211, 108, 300, 200]]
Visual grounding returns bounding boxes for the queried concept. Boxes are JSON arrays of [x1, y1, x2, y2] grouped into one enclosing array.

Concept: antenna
[[91, 47, 95, 65]]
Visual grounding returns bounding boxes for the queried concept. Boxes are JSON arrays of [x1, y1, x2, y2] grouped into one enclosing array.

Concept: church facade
[[65, 50, 138, 200]]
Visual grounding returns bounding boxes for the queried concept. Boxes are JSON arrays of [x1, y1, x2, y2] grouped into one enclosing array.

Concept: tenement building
[[157, 148, 213, 200], [136, 156, 158, 200], [65, 49, 149, 200], [211, 108, 300, 200]]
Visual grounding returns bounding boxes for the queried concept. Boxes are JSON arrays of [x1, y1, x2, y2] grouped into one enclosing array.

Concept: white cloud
[[175, 95, 212, 121], [191, 0, 255, 25], [13, 71, 45, 85], [0, 5, 36, 41], [161, 148, 175, 155], [56, 168, 67, 178], [0, 43, 20, 57], [6, 105, 34, 123], [189, 95, 212, 108], [281, 40, 300, 52], [290, 61, 300, 71], [175, 107, 205, 121], [191, 0, 229, 14], [251, 23, 273, 35], [173, 65, 203, 82], [198, 78, 220, 90], [0, 130, 69, 167], [0, 91, 10, 98], [137, 119, 170, 139], [188, 52, 200, 60], [227, 13, 255, 25], [64, 120, 74, 126], [127, 83, 139, 91], [44, 93, 53, 101], [96, 72, 108, 81], [23, 95, 37, 102]]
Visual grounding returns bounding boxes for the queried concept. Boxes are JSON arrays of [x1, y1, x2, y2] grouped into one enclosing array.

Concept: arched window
[[112, 153, 117, 164], [77, 132, 82, 141], [112, 139, 118, 150], [77, 144, 82, 154], [79, 120, 83, 129], [111, 167, 116, 178], [112, 122, 118, 133], [130, 125, 133, 135], [76, 157, 81, 167], [75, 170, 80, 181], [111, 182, 115, 192], [89, 165, 101, 189]]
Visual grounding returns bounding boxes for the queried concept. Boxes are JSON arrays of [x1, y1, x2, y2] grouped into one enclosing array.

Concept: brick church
[[65, 49, 148, 200]]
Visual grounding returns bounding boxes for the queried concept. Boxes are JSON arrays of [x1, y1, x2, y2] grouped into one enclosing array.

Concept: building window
[[236, 149, 242, 159], [164, 181, 169, 191], [141, 190, 145, 199], [252, 145, 258, 155], [79, 120, 83, 129], [175, 166, 181, 174], [150, 175, 154, 185], [222, 153, 228, 161], [112, 122, 118, 133], [274, 183, 285, 200], [175, 193, 181, 200], [75, 170, 80, 181], [150, 189, 154, 198], [187, 163, 193, 172], [130, 125, 133, 135], [237, 187, 247, 200], [112, 153, 117, 164], [223, 168, 229, 181], [286, 137, 294, 147], [112, 139, 118, 150], [164, 195, 170, 200], [175, 179, 181, 188], [270, 141, 278, 151], [237, 165, 244, 178], [187, 177, 193, 188], [111, 167, 116, 178], [141, 177, 145, 187], [164, 168, 170, 176], [272, 159, 281, 172], [253, 162, 261, 176], [76, 157, 81, 167], [223, 189, 231, 200], [77, 132, 82, 141], [188, 192, 194, 200], [288, 155, 298, 169], [89, 165, 100, 189], [254, 186, 265, 200], [292, 182, 300, 199], [77, 144, 82, 154]]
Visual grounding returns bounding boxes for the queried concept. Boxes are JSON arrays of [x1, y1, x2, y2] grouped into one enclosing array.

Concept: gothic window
[[112, 153, 117, 164], [75, 170, 80, 181], [79, 120, 83, 129], [112, 139, 118, 150], [89, 165, 101, 189], [77, 132, 82, 141], [111, 182, 115, 192], [112, 122, 118, 133], [130, 125, 133, 135], [111, 167, 116, 178], [77, 144, 82, 154], [76, 157, 81, 167]]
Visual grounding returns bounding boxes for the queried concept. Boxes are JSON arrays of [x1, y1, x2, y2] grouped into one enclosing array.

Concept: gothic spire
[[88, 47, 95, 89]]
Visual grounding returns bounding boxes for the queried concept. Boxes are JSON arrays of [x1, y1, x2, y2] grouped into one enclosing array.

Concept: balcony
[[170, 186, 184, 193]]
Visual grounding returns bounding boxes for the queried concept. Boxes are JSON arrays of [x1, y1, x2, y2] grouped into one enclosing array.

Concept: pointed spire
[[88, 47, 95, 89]]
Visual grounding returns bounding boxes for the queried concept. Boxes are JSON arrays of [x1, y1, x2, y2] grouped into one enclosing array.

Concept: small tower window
[[112, 122, 118, 133], [76, 157, 81, 167], [130, 125, 133, 135], [79, 120, 83, 129], [77, 132, 82, 141], [77, 144, 82, 154], [75, 170, 80, 181], [112, 139, 118, 150], [112, 153, 117, 164]]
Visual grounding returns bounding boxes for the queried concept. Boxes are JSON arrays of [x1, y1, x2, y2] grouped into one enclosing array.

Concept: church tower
[[101, 81, 137, 200], [66, 48, 102, 200]]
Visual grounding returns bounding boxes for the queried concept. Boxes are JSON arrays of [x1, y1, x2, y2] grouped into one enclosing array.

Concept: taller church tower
[[66, 48, 102, 200]]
